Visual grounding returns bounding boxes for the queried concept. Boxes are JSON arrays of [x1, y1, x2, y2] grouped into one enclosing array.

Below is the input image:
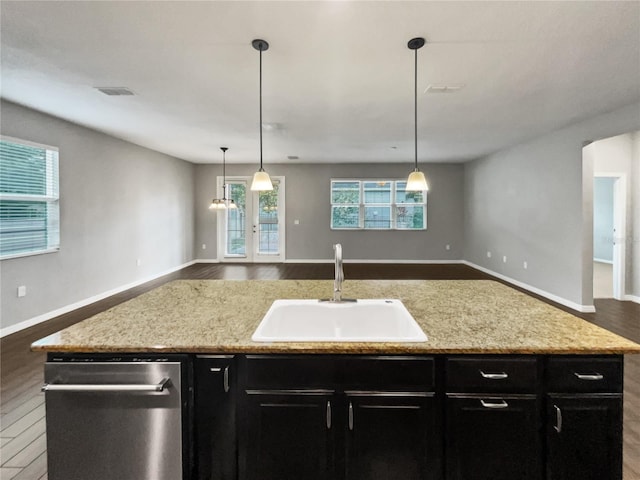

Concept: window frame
[[0, 135, 60, 260], [330, 179, 427, 231]]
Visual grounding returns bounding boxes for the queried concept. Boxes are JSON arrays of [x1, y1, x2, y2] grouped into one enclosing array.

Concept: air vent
[[95, 87, 135, 96], [424, 84, 465, 94], [287, 155, 299, 160]]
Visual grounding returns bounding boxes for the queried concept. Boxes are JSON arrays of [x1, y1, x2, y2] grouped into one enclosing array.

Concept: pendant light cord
[[259, 47, 264, 172], [414, 46, 418, 172]]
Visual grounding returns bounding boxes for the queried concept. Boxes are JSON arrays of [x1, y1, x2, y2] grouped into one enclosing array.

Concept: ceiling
[[1, 1, 639, 165]]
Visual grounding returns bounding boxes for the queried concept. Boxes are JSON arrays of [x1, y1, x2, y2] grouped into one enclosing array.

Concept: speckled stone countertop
[[31, 279, 640, 354]]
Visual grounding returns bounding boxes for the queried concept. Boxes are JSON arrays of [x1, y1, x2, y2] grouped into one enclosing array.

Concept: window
[[0, 136, 60, 259], [330, 180, 426, 230]]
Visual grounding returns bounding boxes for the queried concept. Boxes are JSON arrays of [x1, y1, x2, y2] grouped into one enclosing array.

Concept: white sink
[[251, 299, 428, 342]]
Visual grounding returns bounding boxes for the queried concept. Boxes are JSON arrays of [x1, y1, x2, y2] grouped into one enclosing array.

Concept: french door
[[217, 176, 285, 262]]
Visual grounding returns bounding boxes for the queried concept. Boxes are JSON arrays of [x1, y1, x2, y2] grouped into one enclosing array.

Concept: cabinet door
[[445, 395, 542, 480], [195, 356, 236, 480], [546, 395, 622, 480], [241, 391, 334, 480], [345, 393, 440, 480]]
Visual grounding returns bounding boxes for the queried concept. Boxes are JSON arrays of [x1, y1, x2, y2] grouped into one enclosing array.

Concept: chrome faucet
[[333, 243, 344, 302]]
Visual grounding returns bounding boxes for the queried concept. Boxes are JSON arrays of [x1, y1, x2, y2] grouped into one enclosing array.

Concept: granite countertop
[[31, 279, 640, 354]]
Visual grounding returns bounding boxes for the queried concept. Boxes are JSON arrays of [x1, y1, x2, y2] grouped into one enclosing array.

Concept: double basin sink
[[251, 299, 428, 343]]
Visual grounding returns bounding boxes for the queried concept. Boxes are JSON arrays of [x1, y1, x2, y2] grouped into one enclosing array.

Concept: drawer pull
[[574, 372, 603, 381], [224, 366, 230, 393], [479, 370, 509, 380], [326, 401, 332, 430], [480, 399, 509, 409], [554, 405, 562, 433]]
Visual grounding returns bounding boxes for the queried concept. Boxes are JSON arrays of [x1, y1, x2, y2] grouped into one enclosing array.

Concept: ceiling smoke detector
[[95, 87, 135, 96], [424, 84, 465, 94]]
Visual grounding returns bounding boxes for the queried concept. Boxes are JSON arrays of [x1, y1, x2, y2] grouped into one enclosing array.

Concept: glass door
[[218, 177, 285, 262]]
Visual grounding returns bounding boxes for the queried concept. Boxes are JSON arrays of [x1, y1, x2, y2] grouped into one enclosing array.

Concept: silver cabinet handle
[[326, 401, 332, 429], [574, 372, 604, 381], [554, 404, 562, 433], [480, 399, 509, 409], [42, 378, 170, 393], [210, 366, 230, 393], [348, 402, 354, 431], [479, 370, 508, 380]]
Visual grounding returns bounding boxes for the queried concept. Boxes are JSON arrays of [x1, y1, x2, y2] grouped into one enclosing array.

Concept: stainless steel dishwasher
[[43, 355, 190, 480]]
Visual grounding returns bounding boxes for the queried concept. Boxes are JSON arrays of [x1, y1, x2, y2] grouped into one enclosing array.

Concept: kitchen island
[[33, 279, 640, 480]]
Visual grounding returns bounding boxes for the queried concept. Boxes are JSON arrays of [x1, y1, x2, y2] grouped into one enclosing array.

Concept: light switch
[[17, 285, 27, 297]]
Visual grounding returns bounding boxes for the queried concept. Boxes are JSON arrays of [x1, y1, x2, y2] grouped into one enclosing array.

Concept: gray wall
[[195, 163, 464, 261], [633, 132, 640, 298], [0, 101, 195, 331], [464, 102, 640, 308], [593, 177, 614, 262]]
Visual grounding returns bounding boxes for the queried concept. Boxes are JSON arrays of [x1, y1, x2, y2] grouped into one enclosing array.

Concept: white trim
[[593, 258, 614, 265], [0, 260, 196, 338], [462, 261, 596, 313], [195, 258, 221, 263], [283, 258, 464, 264], [623, 295, 640, 304], [0, 134, 59, 152]]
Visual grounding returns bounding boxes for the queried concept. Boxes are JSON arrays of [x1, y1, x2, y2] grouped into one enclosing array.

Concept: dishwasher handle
[[41, 377, 171, 393]]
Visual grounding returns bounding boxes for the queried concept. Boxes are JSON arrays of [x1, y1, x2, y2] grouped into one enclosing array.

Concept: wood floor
[[1, 263, 639, 479]]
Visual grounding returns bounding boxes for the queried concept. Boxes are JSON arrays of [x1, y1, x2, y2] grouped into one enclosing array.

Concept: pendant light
[[250, 39, 274, 191], [405, 37, 429, 192], [209, 147, 237, 210]]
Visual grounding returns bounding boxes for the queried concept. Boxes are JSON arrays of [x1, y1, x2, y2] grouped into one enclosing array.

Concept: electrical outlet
[[294, 219, 300, 225], [136, 258, 142, 267], [503, 256, 507, 263], [487, 251, 492, 258], [523, 261, 528, 269], [17, 285, 27, 297], [202, 244, 207, 250], [445, 244, 451, 251]]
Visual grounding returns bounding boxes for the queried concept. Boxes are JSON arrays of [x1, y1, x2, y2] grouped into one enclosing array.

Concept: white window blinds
[[0, 136, 60, 259]]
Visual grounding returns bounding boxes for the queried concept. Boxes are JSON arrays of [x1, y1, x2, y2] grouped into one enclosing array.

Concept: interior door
[[219, 177, 285, 262]]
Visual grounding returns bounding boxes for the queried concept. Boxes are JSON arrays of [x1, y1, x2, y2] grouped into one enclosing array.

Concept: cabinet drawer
[[547, 356, 622, 393], [446, 356, 538, 393], [342, 356, 435, 390], [243, 355, 336, 389]]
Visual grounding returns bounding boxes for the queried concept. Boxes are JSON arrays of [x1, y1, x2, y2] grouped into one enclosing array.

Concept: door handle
[[326, 401, 332, 429], [554, 404, 562, 433], [348, 401, 354, 430], [42, 378, 171, 393]]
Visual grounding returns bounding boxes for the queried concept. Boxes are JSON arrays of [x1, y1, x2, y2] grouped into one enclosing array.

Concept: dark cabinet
[[238, 355, 439, 480], [241, 391, 335, 480], [444, 356, 542, 480], [194, 355, 237, 480], [192, 353, 625, 480], [445, 395, 542, 480], [545, 356, 623, 480], [345, 392, 439, 480]]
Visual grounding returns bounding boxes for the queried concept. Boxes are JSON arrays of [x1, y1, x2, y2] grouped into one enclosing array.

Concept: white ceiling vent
[[95, 87, 135, 96], [424, 84, 465, 94]]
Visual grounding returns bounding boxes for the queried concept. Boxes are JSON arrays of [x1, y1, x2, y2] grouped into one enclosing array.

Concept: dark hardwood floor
[[1, 263, 639, 479]]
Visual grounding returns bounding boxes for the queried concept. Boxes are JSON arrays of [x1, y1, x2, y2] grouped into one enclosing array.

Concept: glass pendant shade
[[209, 199, 227, 210], [251, 169, 273, 191], [406, 169, 429, 191]]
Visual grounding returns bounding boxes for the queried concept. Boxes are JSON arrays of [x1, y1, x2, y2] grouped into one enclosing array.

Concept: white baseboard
[[462, 261, 596, 313], [623, 294, 640, 304], [284, 258, 464, 264], [0, 260, 197, 338], [195, 258, 220, 263]]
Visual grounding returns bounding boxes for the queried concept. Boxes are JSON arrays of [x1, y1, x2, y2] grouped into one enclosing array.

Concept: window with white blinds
[[0, 136, 60, 259]]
